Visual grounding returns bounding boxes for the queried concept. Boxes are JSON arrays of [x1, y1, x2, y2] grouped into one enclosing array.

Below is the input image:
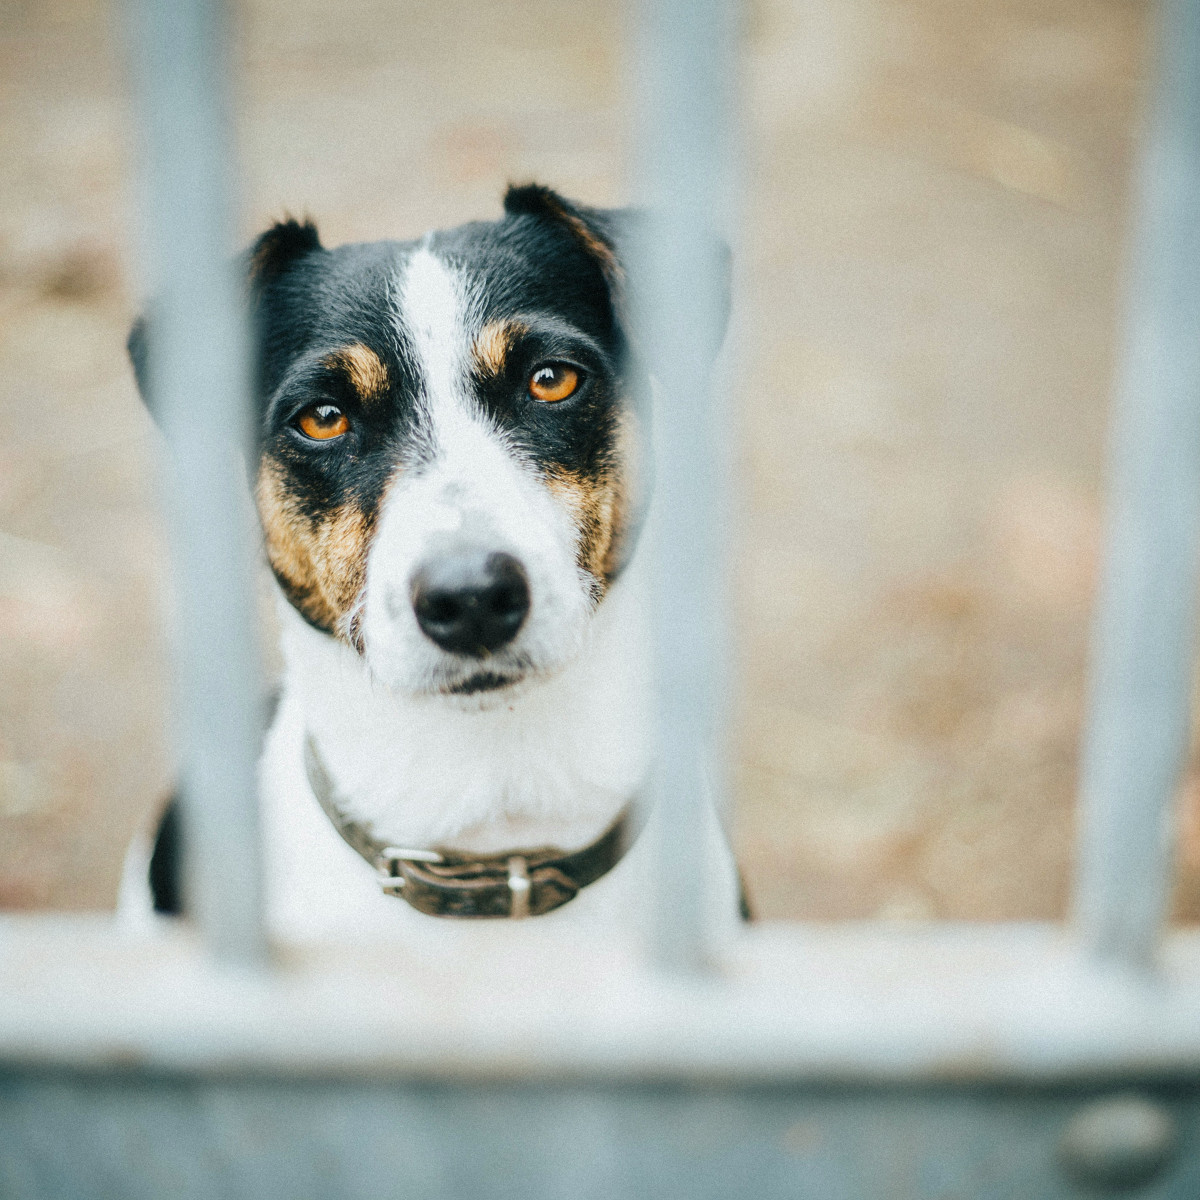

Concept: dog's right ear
[[503, 184, 730, 369], [126, 218, 323, 417]]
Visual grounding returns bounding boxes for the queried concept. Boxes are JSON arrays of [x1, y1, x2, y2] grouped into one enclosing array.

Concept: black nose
[[411, 551, 530, 656]]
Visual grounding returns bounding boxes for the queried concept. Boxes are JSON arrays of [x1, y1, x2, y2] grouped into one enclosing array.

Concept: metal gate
[[3, 0, 1200, 1196]]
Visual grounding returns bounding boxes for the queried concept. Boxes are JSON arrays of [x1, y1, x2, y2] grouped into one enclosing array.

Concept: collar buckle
[[376, 846, 444, 895]]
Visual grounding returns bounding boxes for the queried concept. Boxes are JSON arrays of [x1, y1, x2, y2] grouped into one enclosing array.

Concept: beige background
[[3, 0, 1197, 922]]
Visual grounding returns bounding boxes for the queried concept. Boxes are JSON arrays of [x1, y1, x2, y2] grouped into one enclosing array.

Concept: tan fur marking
[[247, 241, 272, 284], [323, 343, 389, 402], [603, 409, 643, 579], [472, 319, 528, 378], [544, 467, 619, 596], [543, 409, 644, 595], [545, 468, 603, 586], [256, 458, 374, 637]]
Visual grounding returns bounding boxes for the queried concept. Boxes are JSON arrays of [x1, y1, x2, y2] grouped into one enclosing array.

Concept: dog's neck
[[274, 552, 654, 857]]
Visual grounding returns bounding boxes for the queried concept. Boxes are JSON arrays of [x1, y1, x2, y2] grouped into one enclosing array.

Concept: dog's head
[[130, 186, 728, 700]]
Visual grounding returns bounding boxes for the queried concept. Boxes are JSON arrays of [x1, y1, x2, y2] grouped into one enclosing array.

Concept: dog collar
[[303, 734, 645, 919]]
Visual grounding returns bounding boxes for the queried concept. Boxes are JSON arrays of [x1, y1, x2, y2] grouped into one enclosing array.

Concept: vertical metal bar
[[633, 0, 738, 972], [1072, 0, 1200, 969], [125, 0, 266, 964]]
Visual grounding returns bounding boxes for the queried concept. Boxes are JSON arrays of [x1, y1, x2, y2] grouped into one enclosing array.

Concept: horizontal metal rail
[[4, 918, 1200, 1081]]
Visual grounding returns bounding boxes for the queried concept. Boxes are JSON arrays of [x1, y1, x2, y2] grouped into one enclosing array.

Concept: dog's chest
[[259, 696, 743, 946]]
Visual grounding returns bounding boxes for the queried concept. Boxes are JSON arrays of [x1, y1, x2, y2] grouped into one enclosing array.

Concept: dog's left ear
[[503, 184, 731, 365], [125, 313, 153, 414], [127, 218, 324, 421]]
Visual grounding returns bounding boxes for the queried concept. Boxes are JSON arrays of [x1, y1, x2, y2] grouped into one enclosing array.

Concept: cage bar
[[633, 0, 739, 973], [1072, 0, 1200, 969], [125, 0, 266, 965]]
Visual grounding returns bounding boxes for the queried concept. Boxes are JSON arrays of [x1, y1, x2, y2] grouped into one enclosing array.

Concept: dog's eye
[[296, 404, 350, 441], [528, 363, 580, 404]]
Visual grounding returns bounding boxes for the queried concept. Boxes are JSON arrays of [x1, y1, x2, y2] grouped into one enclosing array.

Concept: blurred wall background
[[3, 0, 1194, 923]]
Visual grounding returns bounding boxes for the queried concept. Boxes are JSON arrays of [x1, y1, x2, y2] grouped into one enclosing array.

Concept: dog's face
[[133, 187, 655, 699], [130, 186, 727, 701], [255, 187, 656, 700]]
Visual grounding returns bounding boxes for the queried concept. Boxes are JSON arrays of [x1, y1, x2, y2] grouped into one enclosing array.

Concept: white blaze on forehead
[[392, 243, 505, 522], [397, 245, 469, 418]]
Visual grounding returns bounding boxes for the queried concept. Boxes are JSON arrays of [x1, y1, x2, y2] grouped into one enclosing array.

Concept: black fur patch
[[148, 796, 183, 916]]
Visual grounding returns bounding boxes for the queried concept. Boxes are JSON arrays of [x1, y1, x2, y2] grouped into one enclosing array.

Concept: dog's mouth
[[446, 670, 524, 696], [435, 650, 537, 697]]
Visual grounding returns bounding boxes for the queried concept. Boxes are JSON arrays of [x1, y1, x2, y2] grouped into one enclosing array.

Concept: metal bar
[[633, 0, 738, 973], [124, 0, 266, 965], [7, 919, 1200, 1082], [1072, 0, 1200, 969]]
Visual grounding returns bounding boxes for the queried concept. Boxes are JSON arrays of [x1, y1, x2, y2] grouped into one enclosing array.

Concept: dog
[[122, 185, 744, 944]]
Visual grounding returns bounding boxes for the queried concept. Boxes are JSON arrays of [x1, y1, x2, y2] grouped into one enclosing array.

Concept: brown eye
[[297, 404, 350, 440], [528, 363, 580, 403]]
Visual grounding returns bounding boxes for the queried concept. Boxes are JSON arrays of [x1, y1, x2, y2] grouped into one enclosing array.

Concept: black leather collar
[[303, 734, 645, 919]]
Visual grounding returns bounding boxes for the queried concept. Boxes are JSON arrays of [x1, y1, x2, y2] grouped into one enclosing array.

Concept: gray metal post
[[633, 0, 738, 972], [1073, 0, 1200, 968], [125, 0, 266, 965]]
